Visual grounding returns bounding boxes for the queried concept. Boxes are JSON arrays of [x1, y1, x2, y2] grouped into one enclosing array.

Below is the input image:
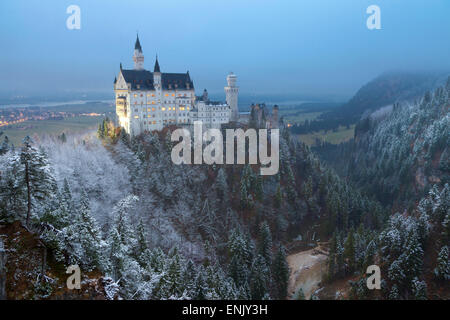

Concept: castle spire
[[133, 35, 144, 70], [135, 34, 142, 52], [154, 55, 160, 73]]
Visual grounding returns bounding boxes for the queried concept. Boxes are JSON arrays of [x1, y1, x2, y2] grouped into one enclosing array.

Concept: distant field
[[283, 112, 323, 124], [295, 125, 355, 146], [0, 116, 103, 146], [278, 102, 342, 126]]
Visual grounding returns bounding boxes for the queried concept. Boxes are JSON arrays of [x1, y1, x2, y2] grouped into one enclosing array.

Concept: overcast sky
[[1, 0, 449, 98]]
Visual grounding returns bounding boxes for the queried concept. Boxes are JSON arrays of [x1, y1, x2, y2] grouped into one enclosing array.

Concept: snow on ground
[[287, 246, 328, 300]]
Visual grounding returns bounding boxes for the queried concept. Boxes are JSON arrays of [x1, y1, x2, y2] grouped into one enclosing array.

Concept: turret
[[153, 55, 161, 88], [225, 72, 239, 122], [202, 89, 208, 102], [133, 34, 144, 70]]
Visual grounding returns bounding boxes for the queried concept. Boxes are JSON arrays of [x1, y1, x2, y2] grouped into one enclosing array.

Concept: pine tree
[[120, 128, 130, 148], [294, 288, 305, 300], [388, 258, 406, 289], [97, 121, 105, 139], [327, 232, 337, 280], [250, 255, 269, 299], [0, 153, 25, 221], [157, 248, 183, 298], [228, 229, 252, 287], [285, 166, 297, 203], [389, 284, 400, 300], [0, 135, 9, 155], [442, 210, 450, 243], [19, 136, 56, 225], [61, 178, 75, 216], [215, 167, 228, 202], [240, 179, 248, 209], [135, 219, 149, 267], [164, 130, 173, 153], [272, 245, 289, 299], [103, 119, 110, 139], [108, 227, 128, 281], [255, 174, 263, 201], [258, 221, 273, 266], [111, 195, 138, 244], [193, 266, 208, 300], [434, 245, 449, 281], [108, 195, 138, 280], [343, 229, 356, 273], [411, 278, 427, 300], [274, 184, 282, 208], [181, 259, 196, 298], [401, 231, 424, 284], [364, 239, 377, 270], [77, 189, 104, 271]]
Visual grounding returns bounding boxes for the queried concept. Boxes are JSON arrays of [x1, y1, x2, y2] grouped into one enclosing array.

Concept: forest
[[0, 77, 448, 300]]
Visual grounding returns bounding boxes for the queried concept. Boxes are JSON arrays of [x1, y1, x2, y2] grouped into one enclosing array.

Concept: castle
[[114, 36, 239, 136]]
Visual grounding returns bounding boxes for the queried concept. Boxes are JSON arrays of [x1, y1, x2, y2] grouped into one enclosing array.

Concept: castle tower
[[272, 105, 279, 129], [133, 34, 144, 70], [225, 72, 239, 122], [153, 55, 161, 88], [202, 89, 208, 101]]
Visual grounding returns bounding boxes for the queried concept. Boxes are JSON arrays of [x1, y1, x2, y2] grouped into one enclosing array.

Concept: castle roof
[[135, 35, 142, 52], [154, 56, 160, 73], [120, 69, 194, 90]]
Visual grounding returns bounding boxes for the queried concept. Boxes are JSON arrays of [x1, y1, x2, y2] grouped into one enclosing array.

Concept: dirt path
[[287, 245, 328, 300]]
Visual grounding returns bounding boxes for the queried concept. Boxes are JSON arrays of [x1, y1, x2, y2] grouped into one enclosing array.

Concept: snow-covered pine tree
[[134, 219, 151, 268], [0, 135, 9, 155], [215, 167, 228, 202], [0, 152, 25, 221], [76, 188, 105, 271], [19, 136, 56, 225], [272, 244, 289, 299], [343, 229, 356, 273], [250, 254, 269, 300], [434, 245, 450, 281], [411, 277, 427, 300], [257, 221, 273, 266]]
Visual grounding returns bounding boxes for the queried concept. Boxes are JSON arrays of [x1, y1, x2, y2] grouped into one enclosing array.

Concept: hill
[[291, 72, 448, 137], [315, 78, 450, 209]]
